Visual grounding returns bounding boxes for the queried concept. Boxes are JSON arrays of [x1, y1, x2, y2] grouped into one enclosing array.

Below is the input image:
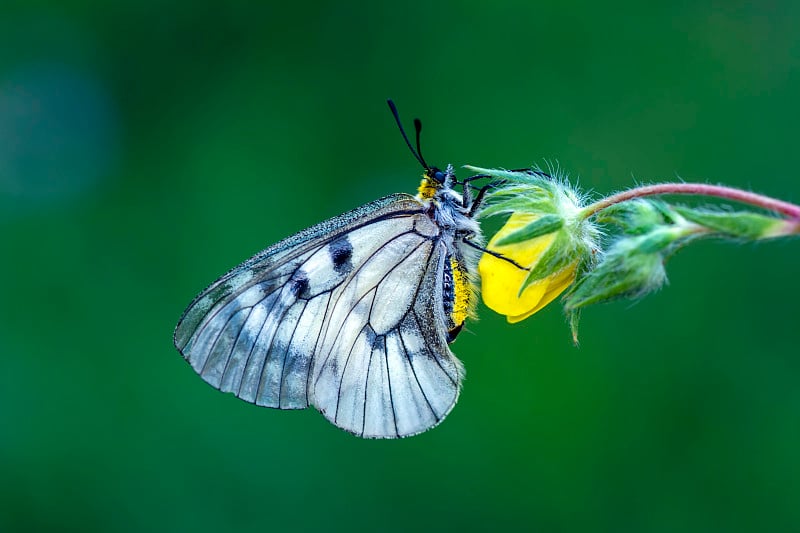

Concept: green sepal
[[672, 206, 786, 240], [478, 179, 559, 219], [495, 215, 564, 246], [565, 251, 666, 309], [636, 226, 683, 253], [597, 199, 676, 235], [484, 184, 553, 199], [568, 308, 581, 346], [518, 229, 575, 294], [479, 197, 556, 218], [464, 165, 553, 187]]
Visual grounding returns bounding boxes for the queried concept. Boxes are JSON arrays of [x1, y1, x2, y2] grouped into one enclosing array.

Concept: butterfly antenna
[[413, 118, 432, 171], [387, 99, 429, 170]]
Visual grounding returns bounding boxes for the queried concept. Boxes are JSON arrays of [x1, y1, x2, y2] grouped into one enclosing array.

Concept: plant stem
[[580, 183, 800, 220]]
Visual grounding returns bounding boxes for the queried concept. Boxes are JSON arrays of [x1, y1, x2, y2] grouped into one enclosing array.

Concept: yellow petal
[[506, 262, 578, 323], [479, 213, 556, 317]]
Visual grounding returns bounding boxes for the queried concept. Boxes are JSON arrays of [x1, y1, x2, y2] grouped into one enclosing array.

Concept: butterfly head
[[418, 164, 455, 200]]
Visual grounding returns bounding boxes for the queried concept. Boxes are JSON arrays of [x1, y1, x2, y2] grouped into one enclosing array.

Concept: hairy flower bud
[[471, 166, 598, 323]]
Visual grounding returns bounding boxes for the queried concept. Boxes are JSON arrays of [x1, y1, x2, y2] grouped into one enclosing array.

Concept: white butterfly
[[174, 103, 487, 438]]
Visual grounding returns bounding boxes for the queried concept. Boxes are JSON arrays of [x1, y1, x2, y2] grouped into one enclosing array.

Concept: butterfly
[[173, 101, 492, 438]]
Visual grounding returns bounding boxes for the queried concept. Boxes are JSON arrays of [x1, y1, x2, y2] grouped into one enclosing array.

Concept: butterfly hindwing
[[174, 193, 465, 438]]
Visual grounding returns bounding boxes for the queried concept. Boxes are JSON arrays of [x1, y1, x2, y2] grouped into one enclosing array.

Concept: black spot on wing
[[329, 235, 354, 274], [290, 271, 310, 298]]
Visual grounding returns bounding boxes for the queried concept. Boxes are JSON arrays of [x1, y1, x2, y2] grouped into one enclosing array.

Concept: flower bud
[[564, 240, 667, 309], [471, 166, 597, 323], [479, 213, 579, 323]]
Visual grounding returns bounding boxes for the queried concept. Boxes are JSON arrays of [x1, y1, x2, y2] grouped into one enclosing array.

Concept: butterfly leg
[[461, 168, 545, 218], [458, 173, 496, 210], [460, 234, 529, 271], [457, 174, 504, 217], [468, 183, 498, 218]]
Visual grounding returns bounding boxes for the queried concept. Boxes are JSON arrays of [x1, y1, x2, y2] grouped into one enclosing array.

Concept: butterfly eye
[[432, 169, 446, 184]]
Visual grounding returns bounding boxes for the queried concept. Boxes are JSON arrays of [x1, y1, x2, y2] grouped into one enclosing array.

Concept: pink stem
[[581, 183, 800, 220]]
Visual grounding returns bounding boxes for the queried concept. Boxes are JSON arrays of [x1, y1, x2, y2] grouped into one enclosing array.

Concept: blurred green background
[[1, 1, 799, 531]]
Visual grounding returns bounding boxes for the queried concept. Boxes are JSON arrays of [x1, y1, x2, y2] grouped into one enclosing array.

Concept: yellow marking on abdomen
[[451, 257, 470, 326]]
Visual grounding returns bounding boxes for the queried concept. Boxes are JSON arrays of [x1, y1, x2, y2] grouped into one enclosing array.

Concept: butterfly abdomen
[[444, 254, 471, 343]]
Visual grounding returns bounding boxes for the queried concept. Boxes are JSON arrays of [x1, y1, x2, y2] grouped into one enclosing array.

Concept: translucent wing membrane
[[174, 194, 465, 438]]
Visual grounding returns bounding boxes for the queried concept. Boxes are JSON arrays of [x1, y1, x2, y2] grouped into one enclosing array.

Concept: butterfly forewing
[[174, 193, 466, 438]]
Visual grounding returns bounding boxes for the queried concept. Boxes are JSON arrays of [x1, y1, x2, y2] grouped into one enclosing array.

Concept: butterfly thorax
[[415, 164, 476, 230], [413, 164, 481, 343]]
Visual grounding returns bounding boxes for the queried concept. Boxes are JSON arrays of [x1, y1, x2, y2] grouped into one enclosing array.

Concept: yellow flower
[[479, 213, 578, 323]]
